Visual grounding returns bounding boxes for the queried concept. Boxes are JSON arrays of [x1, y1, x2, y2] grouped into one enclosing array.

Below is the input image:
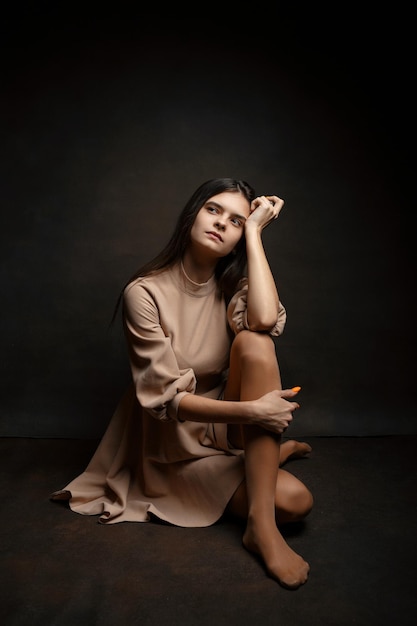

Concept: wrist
[[239, 400, 256, 425], [245, 222, 262, 241]]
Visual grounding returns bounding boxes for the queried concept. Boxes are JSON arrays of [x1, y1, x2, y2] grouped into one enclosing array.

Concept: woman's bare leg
[[224, 331, 311, 589]]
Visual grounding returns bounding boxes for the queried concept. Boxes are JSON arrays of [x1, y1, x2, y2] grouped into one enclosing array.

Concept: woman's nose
[[215, 219, 226, 231]]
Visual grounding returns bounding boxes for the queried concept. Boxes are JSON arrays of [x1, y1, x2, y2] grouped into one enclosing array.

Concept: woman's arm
[[177, 387, 300, 435], [245, 195, 284, 331]]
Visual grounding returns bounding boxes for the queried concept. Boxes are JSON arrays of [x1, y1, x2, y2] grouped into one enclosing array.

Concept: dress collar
[[171, 262, 217, 297]]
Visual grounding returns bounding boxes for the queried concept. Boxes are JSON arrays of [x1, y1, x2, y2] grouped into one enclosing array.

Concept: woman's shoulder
[[123, 266, 174, 299]]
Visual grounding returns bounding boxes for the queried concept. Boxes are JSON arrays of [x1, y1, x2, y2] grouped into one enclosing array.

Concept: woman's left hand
[[246, 195, 284, 230]]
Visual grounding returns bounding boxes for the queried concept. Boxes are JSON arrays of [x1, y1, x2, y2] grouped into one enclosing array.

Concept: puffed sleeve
[[123, 280, 196, 422], [227, 278, 287, 336]]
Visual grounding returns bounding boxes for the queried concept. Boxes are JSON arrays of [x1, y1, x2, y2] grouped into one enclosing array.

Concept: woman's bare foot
[[279, 440, 312, 466], [243, 517, 310, 589]]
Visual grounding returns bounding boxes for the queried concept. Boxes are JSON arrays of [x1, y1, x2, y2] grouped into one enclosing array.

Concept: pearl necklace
[[180, 261, 214, 286]]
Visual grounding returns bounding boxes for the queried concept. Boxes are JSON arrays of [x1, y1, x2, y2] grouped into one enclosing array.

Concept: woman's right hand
[[246, 195, 284, 232], [252, 389, 300, 434]]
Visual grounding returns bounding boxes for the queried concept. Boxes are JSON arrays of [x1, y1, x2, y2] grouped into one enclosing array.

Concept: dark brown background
[[1, 7, 415, 438]]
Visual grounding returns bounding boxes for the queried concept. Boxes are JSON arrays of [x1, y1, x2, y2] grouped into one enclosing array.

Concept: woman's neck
[[181, 252, 216, 285]]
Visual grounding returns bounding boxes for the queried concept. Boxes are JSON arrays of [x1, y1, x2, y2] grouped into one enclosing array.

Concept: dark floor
[[1, 435, 416, 626]]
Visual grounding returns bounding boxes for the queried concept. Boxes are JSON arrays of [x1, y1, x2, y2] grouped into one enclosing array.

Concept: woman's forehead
[[206, 191, 251, 217]]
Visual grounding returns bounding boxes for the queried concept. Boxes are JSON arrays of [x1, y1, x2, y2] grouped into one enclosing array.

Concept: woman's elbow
[[247, 316, 278, 333]]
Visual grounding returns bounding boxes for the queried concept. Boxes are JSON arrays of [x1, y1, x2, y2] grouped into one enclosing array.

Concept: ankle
[[247, 507, 276, 529]]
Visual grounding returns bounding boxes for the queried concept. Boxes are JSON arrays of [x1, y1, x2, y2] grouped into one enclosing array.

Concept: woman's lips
[[206, 231, 223, 242]]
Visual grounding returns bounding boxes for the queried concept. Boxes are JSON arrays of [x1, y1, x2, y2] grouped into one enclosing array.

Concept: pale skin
[[177, 191, 313, 589]]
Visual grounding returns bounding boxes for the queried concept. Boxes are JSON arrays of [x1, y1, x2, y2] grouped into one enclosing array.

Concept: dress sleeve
[[226, 278, 287, 337], [122, 280, 196, 422]]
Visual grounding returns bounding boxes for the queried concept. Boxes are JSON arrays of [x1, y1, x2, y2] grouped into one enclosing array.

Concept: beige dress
[[52, 262, 286, 527]]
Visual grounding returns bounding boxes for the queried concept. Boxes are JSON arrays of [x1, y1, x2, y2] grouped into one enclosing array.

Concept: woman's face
[[190, 191, 250, 259]]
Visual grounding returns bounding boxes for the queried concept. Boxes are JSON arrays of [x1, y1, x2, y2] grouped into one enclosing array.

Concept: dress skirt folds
[[51, 263, 286, 527]]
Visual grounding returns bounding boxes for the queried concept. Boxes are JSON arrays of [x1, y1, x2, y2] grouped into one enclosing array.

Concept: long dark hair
[[111, 178, 256, 324]]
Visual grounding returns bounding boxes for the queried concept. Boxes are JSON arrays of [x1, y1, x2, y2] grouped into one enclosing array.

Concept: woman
[[51, 178, 313, 589]]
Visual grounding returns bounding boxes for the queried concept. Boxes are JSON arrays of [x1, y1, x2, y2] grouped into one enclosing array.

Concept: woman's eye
[[231, 218, 243, 227], [207, 206, 218, 214]]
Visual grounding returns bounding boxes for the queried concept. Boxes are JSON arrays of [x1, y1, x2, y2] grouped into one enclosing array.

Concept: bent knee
[[277, 482, 314, 523], [231, 330, 276, 363], [298, 486, 314, 517], [288, 484, 313, 515]]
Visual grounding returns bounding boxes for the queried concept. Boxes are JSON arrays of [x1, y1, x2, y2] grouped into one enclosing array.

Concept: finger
[[250, 197, 267, 213], [280, 387, 301, 398], [262, 195, 277, 209], [266, 195, 284, 207], [250, 198, 281, 224], [266, 196, 284, 217], [253, 195, 276, 208]]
